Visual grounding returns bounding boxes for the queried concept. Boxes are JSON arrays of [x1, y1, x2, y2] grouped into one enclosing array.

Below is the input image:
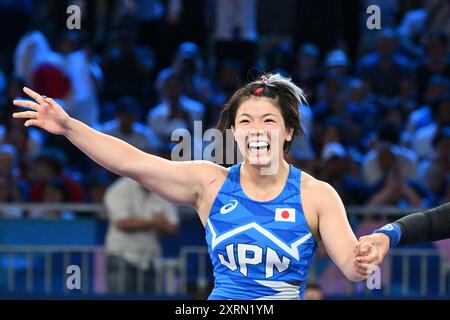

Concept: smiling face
[[232, 97, 293, 168], [216, 73, 306, 169]]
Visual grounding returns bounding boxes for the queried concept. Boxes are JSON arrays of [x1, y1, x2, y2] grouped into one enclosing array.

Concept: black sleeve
[[395, 202, 450, 246]]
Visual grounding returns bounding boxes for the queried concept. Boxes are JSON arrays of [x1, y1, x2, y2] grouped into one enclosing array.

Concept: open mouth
[[247, 141, 271, 152]]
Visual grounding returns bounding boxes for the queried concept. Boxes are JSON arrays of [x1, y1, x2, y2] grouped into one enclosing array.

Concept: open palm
[[12, 87, 70, 135]]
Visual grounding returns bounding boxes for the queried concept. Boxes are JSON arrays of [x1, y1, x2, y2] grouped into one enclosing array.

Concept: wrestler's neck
[[241, 158, 290, 186]]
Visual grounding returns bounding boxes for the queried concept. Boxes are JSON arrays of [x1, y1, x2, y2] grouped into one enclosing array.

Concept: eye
[[265, 119, 275, 123], [240, 119, 250, 123]]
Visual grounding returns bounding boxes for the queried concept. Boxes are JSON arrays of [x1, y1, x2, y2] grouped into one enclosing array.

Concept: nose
[[248, 128, 266, 138]]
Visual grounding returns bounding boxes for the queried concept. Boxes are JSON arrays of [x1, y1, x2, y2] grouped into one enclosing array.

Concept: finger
[[356, 249, 378, 263], [12, 111, 38, 119], [359, 242, 377, 257], [356, 254, 377, 264], [24, 119, 42, 128], [354, 265, 370, 277], [13, 99, 41, 111], [354, 262, 373, 273], [43, 97, 57, 106], [23, 87, 47, 105], [353, 263, 370, 278], [355, 268, 370, 278], [359, 241, 375, 256]]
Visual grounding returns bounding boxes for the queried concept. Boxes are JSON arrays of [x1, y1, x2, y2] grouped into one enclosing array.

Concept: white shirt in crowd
[[213, 0, 258, 42], [147, 95, 205, 139], [411, 123, 438, 161], [104, 177, 179, 270], [362, 144, 418, 186], [99, 120, 162, 152]]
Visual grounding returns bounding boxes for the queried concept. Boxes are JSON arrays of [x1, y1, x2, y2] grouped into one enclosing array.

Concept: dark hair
[[33, 149, 66, 175], [115, 96, 141, 116], [430, 94, 450, 117], [426, 29, 447, 47], [46, 177, 69, 202], [216, 73, 307, 153], [433, 126, 450, 147], [378, 123, 400, 144]]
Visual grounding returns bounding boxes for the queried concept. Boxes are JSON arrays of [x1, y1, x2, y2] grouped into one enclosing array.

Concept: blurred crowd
[[0, 0, 449, 219]]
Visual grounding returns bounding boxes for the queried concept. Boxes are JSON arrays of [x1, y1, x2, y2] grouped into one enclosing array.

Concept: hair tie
[[255, 87, 264, 95], [261, 76, 269, 85]]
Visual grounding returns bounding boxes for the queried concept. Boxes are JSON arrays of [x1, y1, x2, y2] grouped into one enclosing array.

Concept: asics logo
[[220, 200, 238, 214]]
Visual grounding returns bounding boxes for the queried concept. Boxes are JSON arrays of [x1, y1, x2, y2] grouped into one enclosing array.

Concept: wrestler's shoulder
[[185, 160, 229, 180], [300, 171, 334, 195]]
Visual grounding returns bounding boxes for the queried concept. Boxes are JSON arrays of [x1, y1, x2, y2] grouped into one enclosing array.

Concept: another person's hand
[[353, 233, 390, 277], [12, 87, 71, 135]]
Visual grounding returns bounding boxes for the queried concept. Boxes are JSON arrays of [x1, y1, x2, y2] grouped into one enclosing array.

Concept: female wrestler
[[13, 73, 378, 299]]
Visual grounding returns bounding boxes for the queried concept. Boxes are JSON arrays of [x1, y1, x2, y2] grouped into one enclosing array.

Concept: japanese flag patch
[[275, 208, 296, 222]]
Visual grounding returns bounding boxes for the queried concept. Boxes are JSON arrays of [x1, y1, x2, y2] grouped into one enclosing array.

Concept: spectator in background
[[313, 116, 346, 156], [28, 150, 84, 203], [402, 75, 450, 146], [344, 78, 379, 142], [397, 0, 450, 59], [212, 0, 258, 77], [315, 70, 350, 125], [0, 144, 25, 218], [0, 115, 44, 167], [363, 125, 428, 207], [289, 103, 315, 163], [292, 43, 321, 105], [418, 127, 450, 203], [363, 123, 418, 187], [316, 50, 352, 108], [416, 29, 450, 103], [366, 165, 426, 208], [324, 49, 351, 79], [101, 26, 154, 106], [171, 42, 211, 104], [29, 177, 75, 220], [358, 29, 412, 99], [0, 143, 27, 201], [304, 281, 324, 300], [59, 31, 102, 127], [0, 175, 22, 218], [381, 76, 418, 130], [147, 68, 205, 156], [100, 96, 161, 152], [412, 94, 450, 160], [318, 142, 367, 205], [131, 0, 165, 49], [104, 177, 179, 295], [207, 60, 242, 128], [13, 31, 71, 100], [155, 0, 209, 69]]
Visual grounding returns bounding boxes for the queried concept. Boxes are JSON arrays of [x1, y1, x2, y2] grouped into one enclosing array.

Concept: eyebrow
[[238, 113, 278, 118]]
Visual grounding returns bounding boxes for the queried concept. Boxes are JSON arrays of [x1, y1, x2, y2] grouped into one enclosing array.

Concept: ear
[[285, 128, 294, 142]]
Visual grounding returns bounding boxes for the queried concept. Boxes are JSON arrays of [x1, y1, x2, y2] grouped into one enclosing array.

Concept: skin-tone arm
[[116, 215, 178, 235], [12, 88, 217, 211], [310, 180, 379, 281]]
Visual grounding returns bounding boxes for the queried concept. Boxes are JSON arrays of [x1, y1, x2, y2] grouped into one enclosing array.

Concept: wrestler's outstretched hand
[[13, 87, 70, 135]]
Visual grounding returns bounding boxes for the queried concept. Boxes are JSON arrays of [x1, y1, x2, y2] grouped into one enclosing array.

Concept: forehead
[[236, 97, 281, 117]]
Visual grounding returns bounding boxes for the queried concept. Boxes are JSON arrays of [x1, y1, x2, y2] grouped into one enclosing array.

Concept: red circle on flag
[[281, 210, 290, 219]]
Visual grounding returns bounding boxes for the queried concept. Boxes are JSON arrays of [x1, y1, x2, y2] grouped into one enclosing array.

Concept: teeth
[[248, 141, 269, 150]]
